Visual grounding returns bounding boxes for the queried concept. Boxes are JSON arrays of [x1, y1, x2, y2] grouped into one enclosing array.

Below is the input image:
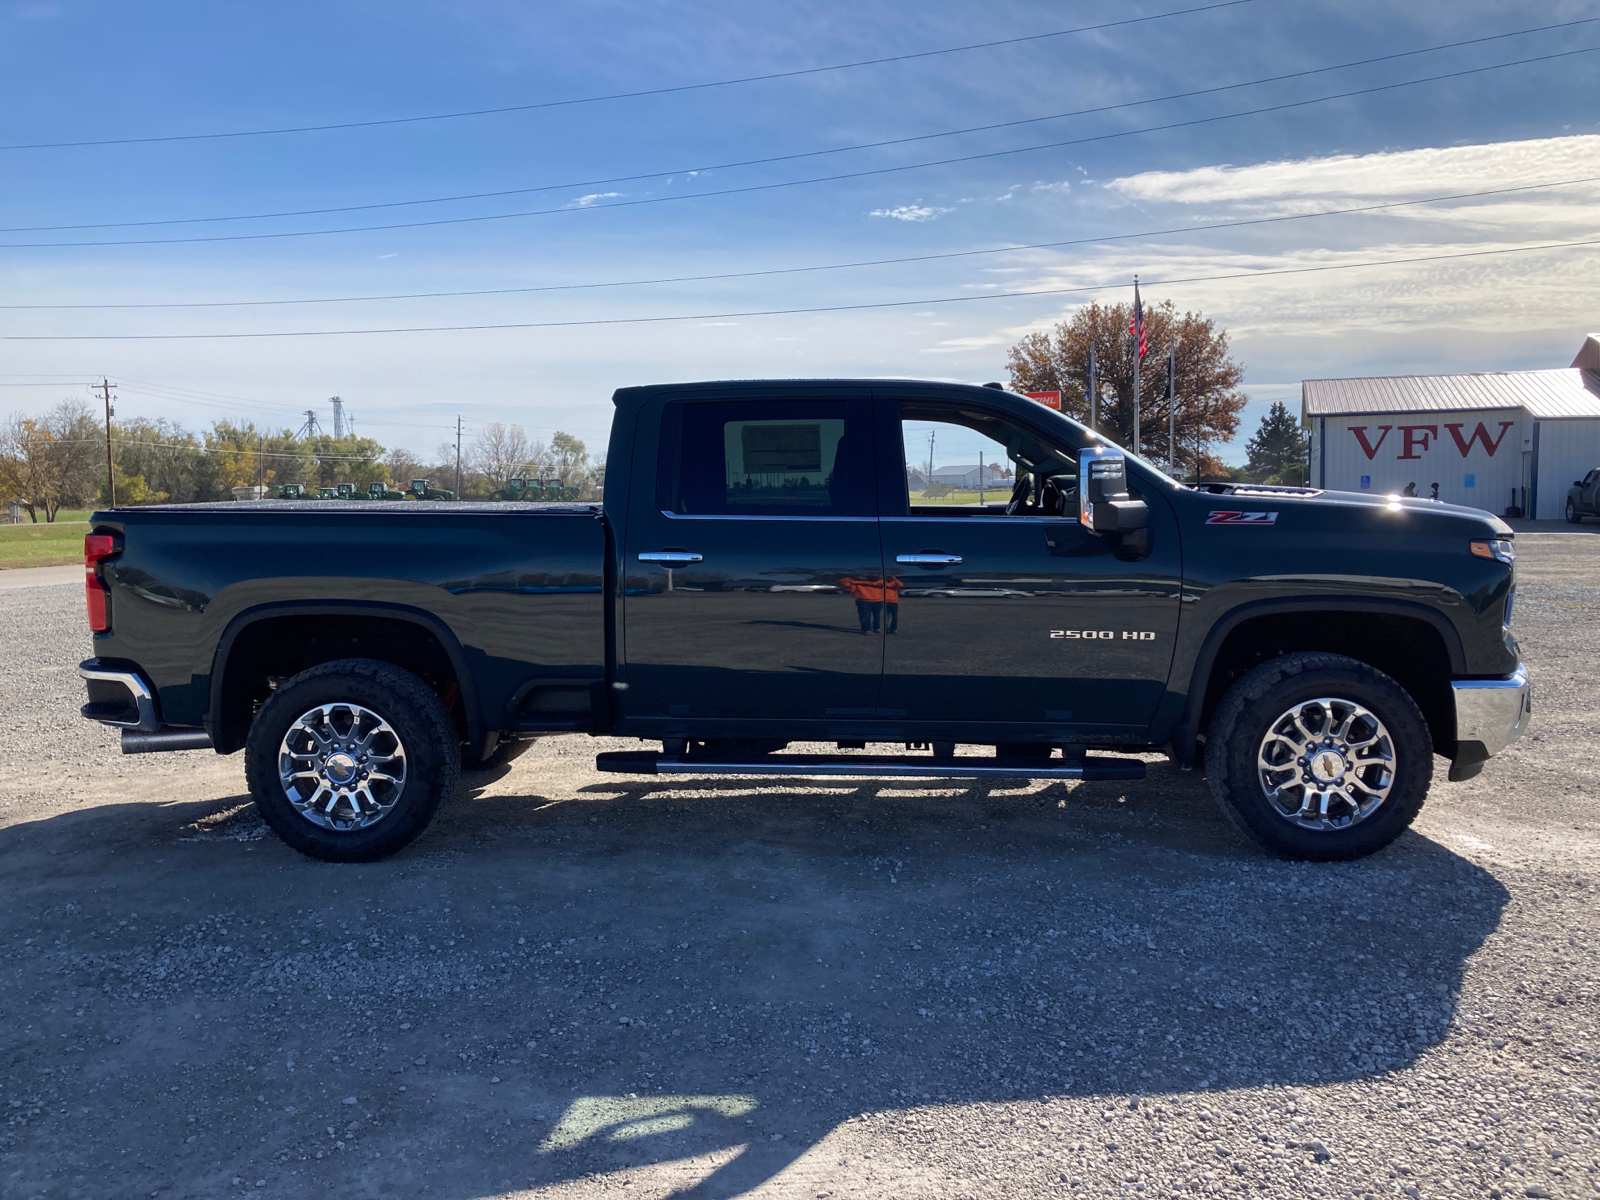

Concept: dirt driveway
[[1, 538, 1596, 1199]]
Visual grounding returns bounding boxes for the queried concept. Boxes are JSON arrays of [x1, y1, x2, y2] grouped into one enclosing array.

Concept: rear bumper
[[1449, 663, 1530, 780], [79, 658, 214, 753], [78, 659, 160, 731]]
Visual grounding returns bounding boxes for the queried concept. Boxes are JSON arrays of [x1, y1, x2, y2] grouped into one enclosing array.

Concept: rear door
[[621, 389, 883, 723], [874, 391, 1182, 738]]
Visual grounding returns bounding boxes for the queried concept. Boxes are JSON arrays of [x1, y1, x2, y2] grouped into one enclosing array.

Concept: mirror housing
[[1078, 447, 1148, 535]]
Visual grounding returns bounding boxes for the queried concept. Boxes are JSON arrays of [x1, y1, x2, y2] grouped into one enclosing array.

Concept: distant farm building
[[929, 463, 1012, 489], [1303, 334, 1600, 518]]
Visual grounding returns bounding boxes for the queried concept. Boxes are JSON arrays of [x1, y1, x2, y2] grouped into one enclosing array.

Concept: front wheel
[[245, 658, 460, 862], [1205, 652, 1432, 861], [1567, 498, 1581, 524]]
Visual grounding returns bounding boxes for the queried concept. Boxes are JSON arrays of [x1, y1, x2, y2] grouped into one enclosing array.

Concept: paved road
[[1, 538, 1596, 1199]]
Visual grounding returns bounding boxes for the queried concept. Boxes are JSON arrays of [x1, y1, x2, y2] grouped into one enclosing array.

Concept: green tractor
[[274, 482, 314, 500], [409, 478, 455, 502], [366, 480, 407, 501], [492, 476, 548, 501], [542, 477, 581, 502], [317, 486, 339, 500]]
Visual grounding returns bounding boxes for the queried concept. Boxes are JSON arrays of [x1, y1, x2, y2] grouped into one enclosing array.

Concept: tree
[[471, 423, 540, 490], [549, 432, 587, 482], [1005, 299, 1248, 474], [0, 399, 103, 520], [383, 447, 427, 486], [308, 435, 389, 489], [1243, 401, 1310, 486]]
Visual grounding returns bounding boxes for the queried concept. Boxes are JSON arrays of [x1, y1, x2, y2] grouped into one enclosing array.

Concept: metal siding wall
[[1318, 409, 1527, 512], [1533, 418, 1600, 519]]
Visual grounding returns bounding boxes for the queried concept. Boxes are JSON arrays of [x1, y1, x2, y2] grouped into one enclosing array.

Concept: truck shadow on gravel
[[0, 762, 1508, 1200]]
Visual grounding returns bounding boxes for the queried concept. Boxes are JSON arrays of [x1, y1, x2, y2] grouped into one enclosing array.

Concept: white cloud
[[1106, 135, 1600, 210], [869, 204, 954, 223], [567, 192, 623, 208]]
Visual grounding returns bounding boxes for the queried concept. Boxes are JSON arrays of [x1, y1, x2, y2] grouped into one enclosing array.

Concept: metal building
[[1303, 334, 1600, 519]]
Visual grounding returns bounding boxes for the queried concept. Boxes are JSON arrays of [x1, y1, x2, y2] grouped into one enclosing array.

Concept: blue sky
[[2, 0, 1596, 465]]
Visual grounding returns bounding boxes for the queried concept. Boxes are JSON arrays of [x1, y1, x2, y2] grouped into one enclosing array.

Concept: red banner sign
[[1025, 390, 1061, 409]]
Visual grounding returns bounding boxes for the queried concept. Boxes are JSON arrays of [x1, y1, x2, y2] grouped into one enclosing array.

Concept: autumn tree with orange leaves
[[1006, 299, 1248, 478]]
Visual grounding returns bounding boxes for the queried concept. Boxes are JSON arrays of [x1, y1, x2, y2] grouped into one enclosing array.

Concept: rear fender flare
[[207, 600, 485, 759]]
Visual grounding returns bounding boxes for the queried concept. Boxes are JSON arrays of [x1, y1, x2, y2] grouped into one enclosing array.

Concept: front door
[[622, 391, 883, 725], [876, 394, 1182, 739]]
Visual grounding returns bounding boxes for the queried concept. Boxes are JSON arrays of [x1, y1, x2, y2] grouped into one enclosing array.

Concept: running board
[[594, 751, 1145, 781]]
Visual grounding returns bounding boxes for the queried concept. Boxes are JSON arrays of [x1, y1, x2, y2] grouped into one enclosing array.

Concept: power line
[[7, 174, 1594, 311], [5, 19, 1588, 236], [9, 236, 1595, 342], [0, 0, 1263, 152], [6, 45, 1592, 252]]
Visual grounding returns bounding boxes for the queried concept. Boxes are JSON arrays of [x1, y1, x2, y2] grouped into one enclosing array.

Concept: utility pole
[[99, 378, 117, 507], [978, 450, 985, 504], [454, 417, 463, 499], [926, 429, 936, 497]]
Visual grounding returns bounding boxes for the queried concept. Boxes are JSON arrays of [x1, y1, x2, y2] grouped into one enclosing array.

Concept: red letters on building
[[1443, 421, 1516, 457], [1349, 425, 1392, 459], [1397, 425, 1438, 460]]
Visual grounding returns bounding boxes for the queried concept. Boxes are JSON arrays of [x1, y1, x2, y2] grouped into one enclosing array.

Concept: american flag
[[1129, 277, 1148, 359]]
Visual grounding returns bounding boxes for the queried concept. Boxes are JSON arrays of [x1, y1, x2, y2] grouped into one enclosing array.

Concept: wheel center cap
[[324, 753, 358, 785], [1309, 749, 1347, 784]]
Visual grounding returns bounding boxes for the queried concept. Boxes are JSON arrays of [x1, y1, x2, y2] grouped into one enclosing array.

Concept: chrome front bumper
[[1452, 663, 1531, 767]]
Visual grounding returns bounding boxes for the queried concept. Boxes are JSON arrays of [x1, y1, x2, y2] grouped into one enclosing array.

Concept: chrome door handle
[[896, 553, 962, 566], [638, 551, 703, 566]]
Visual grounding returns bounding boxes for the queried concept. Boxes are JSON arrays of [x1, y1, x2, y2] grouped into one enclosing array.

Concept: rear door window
[[656, 399, 872, 516]]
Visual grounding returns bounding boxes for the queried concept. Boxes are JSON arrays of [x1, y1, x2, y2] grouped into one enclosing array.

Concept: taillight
[[85, 533, 116, 632]]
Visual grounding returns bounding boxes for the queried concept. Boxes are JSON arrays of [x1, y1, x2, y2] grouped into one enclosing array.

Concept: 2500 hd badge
[[1050, 630, 1159, 640]]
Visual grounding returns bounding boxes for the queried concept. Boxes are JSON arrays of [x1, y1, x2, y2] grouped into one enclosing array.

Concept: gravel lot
[[1, 537, 1596, 1200]]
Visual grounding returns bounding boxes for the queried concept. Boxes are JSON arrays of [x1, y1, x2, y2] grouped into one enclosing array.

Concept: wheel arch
[[1172, 597, 1465, 768], [208, 601, 485, 759]]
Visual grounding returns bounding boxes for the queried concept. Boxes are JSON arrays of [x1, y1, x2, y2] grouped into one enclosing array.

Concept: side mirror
[[1078, 447, 1148, 535]]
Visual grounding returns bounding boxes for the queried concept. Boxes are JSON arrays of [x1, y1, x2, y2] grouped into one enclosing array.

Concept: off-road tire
[[1567, 498, 1581, 524], [1206, 652, 1431, 861], [245, 658, 460, 862]]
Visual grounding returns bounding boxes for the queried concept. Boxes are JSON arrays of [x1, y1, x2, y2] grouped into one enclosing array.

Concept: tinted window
[[657, 399, 869, 516]]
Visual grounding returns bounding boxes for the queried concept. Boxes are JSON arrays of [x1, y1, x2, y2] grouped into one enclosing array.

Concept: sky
[[1, 0, 1597, 467]]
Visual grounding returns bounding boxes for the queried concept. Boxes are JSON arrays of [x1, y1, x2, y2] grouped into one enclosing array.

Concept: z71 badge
[[1206, 510, 1278, 525]]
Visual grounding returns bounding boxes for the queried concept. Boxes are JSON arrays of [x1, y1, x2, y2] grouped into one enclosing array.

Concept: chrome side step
[[594, 751, 1145, 781]]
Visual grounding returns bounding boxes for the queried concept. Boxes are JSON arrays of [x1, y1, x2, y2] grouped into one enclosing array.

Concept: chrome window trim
[[660, 511, 877, 523], [884, 515, 1079, 525]]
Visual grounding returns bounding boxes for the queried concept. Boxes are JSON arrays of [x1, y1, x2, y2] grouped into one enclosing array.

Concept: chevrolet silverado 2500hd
[[76, 379, 1530, 862]]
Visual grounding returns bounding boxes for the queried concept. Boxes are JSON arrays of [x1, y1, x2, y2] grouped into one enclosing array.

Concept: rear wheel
[[245, 658, 460, 862], [1205, 652, 1431, 861], [1567, 498, 1581, 524]]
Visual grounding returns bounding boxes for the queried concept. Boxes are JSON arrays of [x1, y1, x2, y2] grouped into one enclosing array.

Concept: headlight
[[1470, 538, 1515, 565]]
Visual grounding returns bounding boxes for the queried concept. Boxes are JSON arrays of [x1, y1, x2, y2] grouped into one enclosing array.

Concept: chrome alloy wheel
[[1256, 697, 1395, 831], [278, 703, 407, 831]]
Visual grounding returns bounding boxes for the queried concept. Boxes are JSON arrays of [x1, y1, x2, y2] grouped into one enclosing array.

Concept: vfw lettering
[[1348, 421, 1516, 461]]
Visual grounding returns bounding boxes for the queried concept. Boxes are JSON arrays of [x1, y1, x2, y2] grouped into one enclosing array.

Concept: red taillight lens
[[85, 533, 116, 632]]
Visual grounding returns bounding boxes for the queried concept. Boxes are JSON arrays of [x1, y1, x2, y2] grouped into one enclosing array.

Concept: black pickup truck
[[77, 379, 1530, 863]]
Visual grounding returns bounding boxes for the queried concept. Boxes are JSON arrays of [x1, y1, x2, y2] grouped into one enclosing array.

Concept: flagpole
[[1167, 338, 1178, 472], [1132, 277, 1141, 455], [1087, 342, 1097, 434]]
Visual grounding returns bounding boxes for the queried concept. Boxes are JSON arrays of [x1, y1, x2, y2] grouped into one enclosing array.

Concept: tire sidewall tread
[[1205, 652, 1431, 861], [244, 657, 460, 862]]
